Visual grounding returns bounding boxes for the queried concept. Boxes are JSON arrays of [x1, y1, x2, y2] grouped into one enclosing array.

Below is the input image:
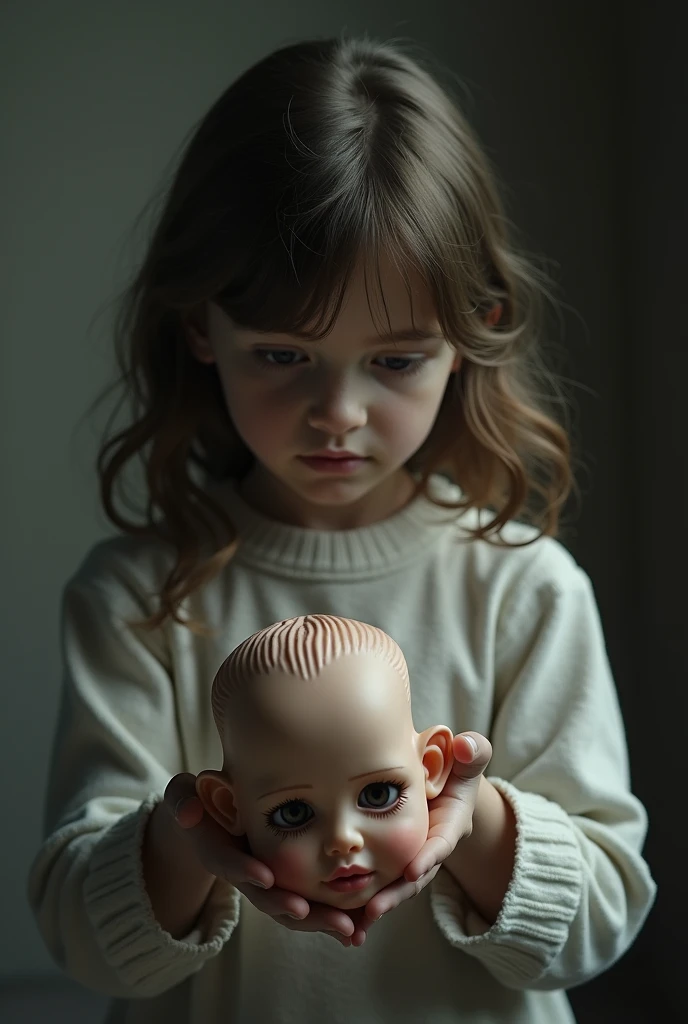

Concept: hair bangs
[[212, 173, 460, 344]]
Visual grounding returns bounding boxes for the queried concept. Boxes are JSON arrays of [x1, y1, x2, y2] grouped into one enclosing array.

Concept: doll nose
[[323, 817, 364, 856]]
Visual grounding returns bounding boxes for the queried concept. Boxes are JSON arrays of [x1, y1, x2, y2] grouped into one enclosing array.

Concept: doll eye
[[358, 782, 402, 811], [269, 800, 313, 830]]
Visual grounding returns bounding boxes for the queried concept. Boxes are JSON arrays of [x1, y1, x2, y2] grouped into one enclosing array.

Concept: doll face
[[225, 654, 432, 909]]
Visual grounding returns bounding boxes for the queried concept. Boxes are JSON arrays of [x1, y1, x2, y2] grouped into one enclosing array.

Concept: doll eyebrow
[[257, 766, 404, 800], [258, 783, 313, 800], [348, 766, 404, 781]]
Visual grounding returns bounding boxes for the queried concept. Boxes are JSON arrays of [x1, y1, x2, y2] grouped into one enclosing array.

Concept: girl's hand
[[352, 732, 492, 946], [164, 773, 356, 946]]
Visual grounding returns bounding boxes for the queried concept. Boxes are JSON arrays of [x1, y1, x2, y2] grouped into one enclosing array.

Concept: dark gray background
[[2, 2, 683, 1020]]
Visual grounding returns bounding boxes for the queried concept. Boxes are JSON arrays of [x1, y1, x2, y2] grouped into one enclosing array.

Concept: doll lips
[[324, 866, 375, 892]]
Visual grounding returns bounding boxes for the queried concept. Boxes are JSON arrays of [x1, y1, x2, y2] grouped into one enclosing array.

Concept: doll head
[[197, 615, 453, 909]]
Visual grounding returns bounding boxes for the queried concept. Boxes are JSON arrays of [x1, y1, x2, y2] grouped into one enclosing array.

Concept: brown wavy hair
[[96, 35, 572, 631]]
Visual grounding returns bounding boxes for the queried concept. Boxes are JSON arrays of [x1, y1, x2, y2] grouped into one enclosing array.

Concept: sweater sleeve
[[27, 544, 240, 998], [430, 541, 656, 990]]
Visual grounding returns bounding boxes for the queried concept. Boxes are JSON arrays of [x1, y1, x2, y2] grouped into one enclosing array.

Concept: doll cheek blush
[[380, 821, 428, 869], [267, 843, 313, 890]]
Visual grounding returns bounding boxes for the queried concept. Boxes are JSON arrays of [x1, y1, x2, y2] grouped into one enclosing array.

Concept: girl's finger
[[164, 773, 202, 826], [452, 732, 492, 775], [190, 815, 275, 889], [236, 885, 310, 921], [242, 888, 354, 938], [365, 877, 410, 922], [350, 916, 373, 946], [366, 866, 440, 921], [175, 795, 205, 829], [290, 901, 354, 936], [404, 836, 453, 882], [276, 909, 354, 938], [213, 850, 275, 890], [348, 908, 372, 946], [310, 907, 355, 937]]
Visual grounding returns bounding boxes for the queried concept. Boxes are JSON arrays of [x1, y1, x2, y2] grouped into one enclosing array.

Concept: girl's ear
[[418, 725, 454, 799], [186, 327, 216, 365], [185, 307, 216, 365], [196, 770, 244, 835], [485, 302, 503, 328]]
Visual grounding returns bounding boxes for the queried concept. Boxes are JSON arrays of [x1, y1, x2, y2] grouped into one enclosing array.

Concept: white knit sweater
[[28, 477, 656, 1024]]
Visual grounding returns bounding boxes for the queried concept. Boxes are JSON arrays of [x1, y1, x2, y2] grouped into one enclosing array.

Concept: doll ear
[[418, 726, 454, 799], [196, 770, 244, 835]]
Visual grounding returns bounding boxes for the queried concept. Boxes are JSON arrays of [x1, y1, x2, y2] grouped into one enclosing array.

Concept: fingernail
[[464, 735, 478, 757], [249, 878, 268, 889], [286, 912, 302, 920]]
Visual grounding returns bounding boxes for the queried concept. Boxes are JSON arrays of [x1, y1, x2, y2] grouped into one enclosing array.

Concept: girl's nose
[[307, 375, 367, 436]]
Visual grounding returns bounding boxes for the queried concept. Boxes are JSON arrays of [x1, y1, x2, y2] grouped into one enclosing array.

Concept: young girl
[[28, 35, 655, 1024]]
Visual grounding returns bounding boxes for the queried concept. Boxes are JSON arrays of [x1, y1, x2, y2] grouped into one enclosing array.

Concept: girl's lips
[[298, 455, 368, 475], [323, 871, 375, 893]]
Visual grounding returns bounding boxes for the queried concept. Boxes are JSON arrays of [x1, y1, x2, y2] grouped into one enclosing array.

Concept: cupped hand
[[164, 773, 356, 946], [350, 731, 492, 946]]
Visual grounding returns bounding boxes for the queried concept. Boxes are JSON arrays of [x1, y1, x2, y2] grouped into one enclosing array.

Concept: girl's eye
[[358, 782, 402, 810], [268, 799, 313, 831], [255, 349, 306, 367], [374, 355, 425, 375]]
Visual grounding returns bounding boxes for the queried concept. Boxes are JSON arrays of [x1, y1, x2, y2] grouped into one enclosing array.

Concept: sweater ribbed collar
[[211, 475, 464, 580]]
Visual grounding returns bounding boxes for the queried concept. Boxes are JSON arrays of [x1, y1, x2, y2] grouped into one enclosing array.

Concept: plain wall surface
[[3, 2, 669, 1019]]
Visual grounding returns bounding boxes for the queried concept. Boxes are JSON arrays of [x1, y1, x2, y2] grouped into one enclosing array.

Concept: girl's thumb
[[164, 772, 204, 828]]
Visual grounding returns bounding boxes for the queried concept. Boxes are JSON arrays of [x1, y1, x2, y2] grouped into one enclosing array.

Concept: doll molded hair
[[211, 615, 409, 731]]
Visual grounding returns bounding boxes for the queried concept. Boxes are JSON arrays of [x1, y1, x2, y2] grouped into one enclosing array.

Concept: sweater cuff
[[430, 779, 582, 987], [83, 795, 240, 994]]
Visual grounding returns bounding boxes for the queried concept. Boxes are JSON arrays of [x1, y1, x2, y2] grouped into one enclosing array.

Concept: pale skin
[[196, 652, 454, 912], [144, 254, 515, 945], [187, 253, 461, 530]]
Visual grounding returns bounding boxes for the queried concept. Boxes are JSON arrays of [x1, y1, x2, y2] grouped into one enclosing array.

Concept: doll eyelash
[[361, 779, 409, 817], [265, 822, 311, 840], [263, 799, 313, 840], [263, 779, 409, 837]]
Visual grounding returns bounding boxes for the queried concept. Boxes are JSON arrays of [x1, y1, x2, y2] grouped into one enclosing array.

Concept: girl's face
[[191, 255, 459, 527], [227, 657, 432, 909]]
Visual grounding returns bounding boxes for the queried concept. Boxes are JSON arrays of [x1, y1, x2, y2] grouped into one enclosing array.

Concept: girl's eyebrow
[[367, 329, 441, 344], [288, 328, 442, 344]]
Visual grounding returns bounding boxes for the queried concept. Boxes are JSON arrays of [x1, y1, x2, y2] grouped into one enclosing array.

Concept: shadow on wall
[[0, 976, 108, 1024]]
